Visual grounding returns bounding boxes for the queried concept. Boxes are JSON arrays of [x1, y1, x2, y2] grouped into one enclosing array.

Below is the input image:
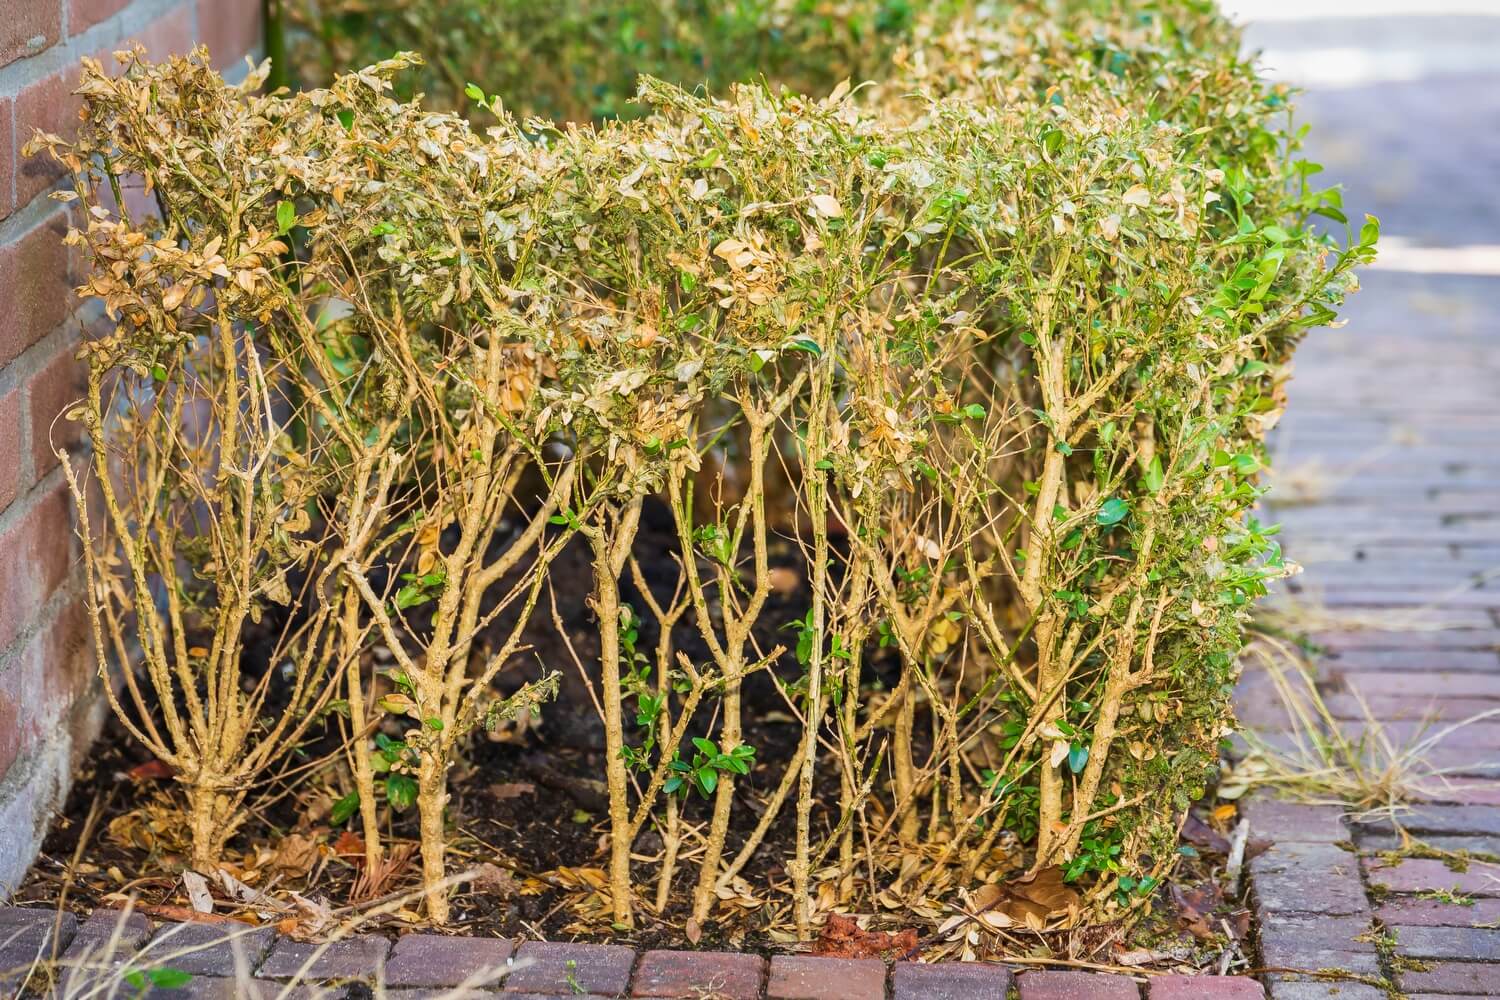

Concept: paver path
[[1235, 6, 1500, 999]]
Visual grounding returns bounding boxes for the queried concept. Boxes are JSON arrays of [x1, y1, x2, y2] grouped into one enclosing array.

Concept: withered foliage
[[29, 0, 1374, 948]]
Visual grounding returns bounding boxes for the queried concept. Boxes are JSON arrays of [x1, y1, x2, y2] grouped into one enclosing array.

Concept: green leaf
[[962, 403, 986, 420], [276, 199, 298, 236], [692, 737, 717, 756], [1359, 214, 1380, 249], [1143, 455, 1163, 493], [785, 338, 822, 357], [385, 774, 417, 812], [1067, 744, 1089, 774], [330, 790, 360, 825], [146, 968, 194, 989], [464, 82, 485, 102], [1096, 498, 1129, 526]]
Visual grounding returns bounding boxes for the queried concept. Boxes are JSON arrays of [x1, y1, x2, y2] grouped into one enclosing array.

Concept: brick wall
[[0, 0, 261, 894]]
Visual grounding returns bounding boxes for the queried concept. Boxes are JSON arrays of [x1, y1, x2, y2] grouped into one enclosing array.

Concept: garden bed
[[15, 0, 1372, 972]]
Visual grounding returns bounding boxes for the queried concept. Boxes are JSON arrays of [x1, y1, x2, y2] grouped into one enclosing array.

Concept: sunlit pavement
[[1232, 3, 1500, 997]]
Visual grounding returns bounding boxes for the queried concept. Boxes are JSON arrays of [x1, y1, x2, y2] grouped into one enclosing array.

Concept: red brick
[[1390, 925, 1500, 961], [64, 908, 151, 951], [115, 5, 195, 62], [258, 934, 392, 980], [632, 950, 764, 999], [196, 0, 261, 70], [140, 921, 276, 977], [0, 658, 25, 776], [1364, 857, 1500, 897], [1017, 970, 1139, 999], [891, 961, 1011, 999], [1377, 896, 1500, 927], [1356, 804, 1500, 838], [1341, 670, 1500, 699], [40, 594, 92, 711], [0, 0, 60, 69], [1149, 975, 1264, 999], [384, 934, 511, 989], [1397, 960, 1500, 995], [767, 956, 885, 1000], [505, 941, 634, 996], [1267, 984, 1385, 1000], [1239, 797, 1348, 844], [0, 209, 73, 367], [27, 343, 84, 477], [0, 483, 74, 649], [0, 96, 14, 220], [15, 64, 83, 208], [0, 386, 21, 512], [67, 0, 131, 34]]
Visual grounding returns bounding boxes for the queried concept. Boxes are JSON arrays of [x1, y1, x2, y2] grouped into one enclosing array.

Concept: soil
[[13, 495, 1249, 968]]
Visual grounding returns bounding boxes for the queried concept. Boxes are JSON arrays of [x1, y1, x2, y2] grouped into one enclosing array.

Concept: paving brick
[[1355, 805, 1500, 837], [1376, 895, 1500, 926], [632, 949, 763, 999], [384, 934, 512, 990], [0, 0, 60, 69], [1397, 960, 1500, 995], [1324, 693, 1500, 721], [61, 908, 152, 958], [504, 941, 634, 996], [51, 909, 156, 998], [0, 906, 76, 951], [1390, 924, 1500, 961], [1258, 915, 1372, 959], [1342, 671, 1500, 698], [1363, 856, 1500, 896], [1148, 975, 1264, 999], [1259, 948, 1381, 983], [766, 956, 885, 1000], [132, 978, 337, 999], [1250, 845, 1369, 916], [257, 934, 392, 980], [1266, 984, 1386, 1000], [1239, 798, 1349, 843], [1308, 629, 1500, 652], [1408, 781, 1500, 807], [138, 921, 275, 977], [1322, 650, 1500, 673], [1016, 970, 1139, 999], [890, 960, 1011, 999]]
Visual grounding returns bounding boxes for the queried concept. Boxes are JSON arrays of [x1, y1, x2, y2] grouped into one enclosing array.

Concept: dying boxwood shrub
[[33, 0, 1374, 946], [279, 0, 970, 121]]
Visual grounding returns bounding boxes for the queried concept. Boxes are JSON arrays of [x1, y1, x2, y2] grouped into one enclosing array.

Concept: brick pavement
[[1234, 25, 1500, 997], [0, 904, 1279, 998]]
